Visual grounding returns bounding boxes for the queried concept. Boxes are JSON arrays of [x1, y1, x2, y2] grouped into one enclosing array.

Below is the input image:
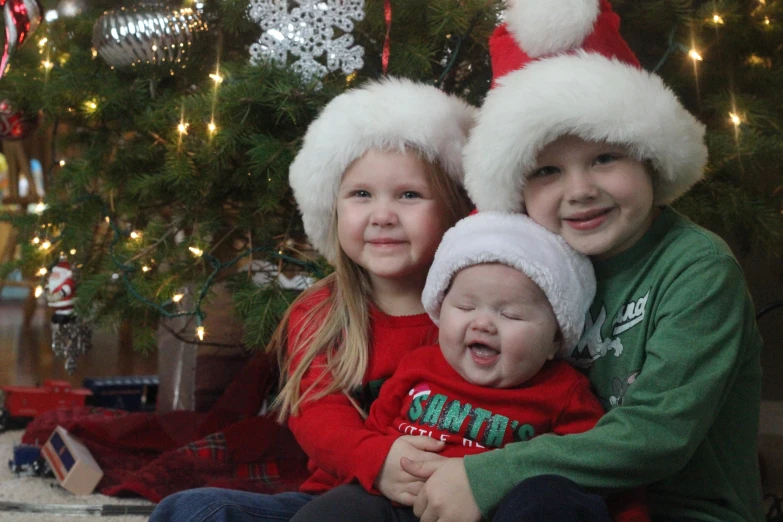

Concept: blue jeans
[[494, 475, 611, 522], [148, 488, 315, 522]]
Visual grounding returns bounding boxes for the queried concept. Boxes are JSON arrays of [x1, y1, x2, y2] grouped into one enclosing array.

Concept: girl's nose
[[371, 201, 399, 227]]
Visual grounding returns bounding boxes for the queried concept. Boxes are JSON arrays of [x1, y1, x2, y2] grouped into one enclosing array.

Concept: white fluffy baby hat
[[463, 0, 708, 213], [422, 212, 596, 355], [288, 78, 475, 263]]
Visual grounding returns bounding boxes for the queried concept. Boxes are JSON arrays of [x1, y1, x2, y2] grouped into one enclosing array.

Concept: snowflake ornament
[[248, 0, 365, 83]]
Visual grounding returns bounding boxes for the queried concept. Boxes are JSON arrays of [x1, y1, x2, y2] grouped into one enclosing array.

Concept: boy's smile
[[522, 135, 657, 260]]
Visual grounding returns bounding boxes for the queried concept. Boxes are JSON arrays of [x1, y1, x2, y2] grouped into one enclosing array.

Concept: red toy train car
[[0, 380, 92, 432]]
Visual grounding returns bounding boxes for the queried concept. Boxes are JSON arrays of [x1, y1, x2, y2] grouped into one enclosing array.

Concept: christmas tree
[[0, 0, 780, 360]]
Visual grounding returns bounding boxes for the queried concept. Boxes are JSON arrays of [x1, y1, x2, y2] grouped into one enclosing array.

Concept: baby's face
[[438, 263, 561, 388]]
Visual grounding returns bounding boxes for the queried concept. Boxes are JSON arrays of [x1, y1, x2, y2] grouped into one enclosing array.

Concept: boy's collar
[[592, 206, 675, 278]]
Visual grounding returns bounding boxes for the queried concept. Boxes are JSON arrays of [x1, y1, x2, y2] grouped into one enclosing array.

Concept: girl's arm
[[286, 305, 440, 495], [288, 379, 400, 490]]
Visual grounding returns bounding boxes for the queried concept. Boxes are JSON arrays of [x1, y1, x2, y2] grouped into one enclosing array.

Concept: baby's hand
[[374, 436, 446, 506]]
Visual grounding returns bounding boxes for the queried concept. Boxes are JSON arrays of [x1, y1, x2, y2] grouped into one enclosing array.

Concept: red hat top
[[490, 0, 639, 87]]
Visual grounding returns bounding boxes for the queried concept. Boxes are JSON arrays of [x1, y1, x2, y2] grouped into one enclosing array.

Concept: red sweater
[[286, 287, 438, 494], [367, 346, 649, 522], [365, 346, 605, 455]]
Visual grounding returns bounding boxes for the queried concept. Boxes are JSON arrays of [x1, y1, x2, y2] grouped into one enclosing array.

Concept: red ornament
[[0, 0, 43, 80], [0, 100, 38, 140], [46, 259, 76, 315]]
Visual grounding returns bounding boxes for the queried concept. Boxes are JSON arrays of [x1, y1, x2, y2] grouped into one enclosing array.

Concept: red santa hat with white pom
[[463, 0, 708, 213]]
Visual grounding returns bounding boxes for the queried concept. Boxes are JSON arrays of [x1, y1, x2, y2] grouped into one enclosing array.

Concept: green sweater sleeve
[[464, 255, 760, 518]]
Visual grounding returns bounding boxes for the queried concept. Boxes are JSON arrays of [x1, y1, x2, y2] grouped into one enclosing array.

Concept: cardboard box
[[41, 426, 103, 495]]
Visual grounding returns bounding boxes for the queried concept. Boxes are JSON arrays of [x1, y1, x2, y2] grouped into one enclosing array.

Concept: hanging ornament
[[0, 0, 44, 79], [248, 0, 365, 84], [0, 100, 38, 140], [46, 257, 92, 374], [92, 4, 208, 69]]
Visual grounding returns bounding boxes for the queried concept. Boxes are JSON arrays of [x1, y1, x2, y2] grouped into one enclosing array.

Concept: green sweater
[[465, 207, 764, 522]]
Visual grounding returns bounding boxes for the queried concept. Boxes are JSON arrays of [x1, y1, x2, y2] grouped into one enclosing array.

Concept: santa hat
[[464, 0, 708, 213], [289, 78, 475, 262], [422, 212, 595, 356]]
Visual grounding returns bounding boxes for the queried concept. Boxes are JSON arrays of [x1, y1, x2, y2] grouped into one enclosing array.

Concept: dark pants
[[289, 484, 418, 522], [494, 474, 612, 522]]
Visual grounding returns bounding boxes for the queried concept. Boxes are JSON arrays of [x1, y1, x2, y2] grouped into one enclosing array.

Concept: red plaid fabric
[[20, 351, 309, 503]]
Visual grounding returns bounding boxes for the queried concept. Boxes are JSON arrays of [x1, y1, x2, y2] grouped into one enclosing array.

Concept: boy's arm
[[555, 373, 651, 522], [464, 255, 760, 517]]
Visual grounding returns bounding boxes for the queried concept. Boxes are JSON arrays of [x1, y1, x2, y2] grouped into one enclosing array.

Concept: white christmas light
[[196, 326, 205, 341], [189, 246, 203, 257]]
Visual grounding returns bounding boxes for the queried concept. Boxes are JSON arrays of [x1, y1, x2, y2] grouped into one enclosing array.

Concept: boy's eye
[[530, 166, 559, 178], [455, 305, 474, 312], [401, 191, 422, 199], [594, 153, 621, 165], [501, 313, 522, 321]]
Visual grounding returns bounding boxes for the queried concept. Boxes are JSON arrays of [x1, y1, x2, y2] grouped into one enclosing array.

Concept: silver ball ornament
[[92, 4, 208, 69]]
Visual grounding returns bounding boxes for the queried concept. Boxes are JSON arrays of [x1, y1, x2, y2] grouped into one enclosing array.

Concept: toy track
[[0, 500, 155, 516]]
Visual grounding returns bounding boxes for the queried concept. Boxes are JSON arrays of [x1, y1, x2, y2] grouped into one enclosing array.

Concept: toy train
[[0, 376, 158, 432], [8, 443, 51, 476]]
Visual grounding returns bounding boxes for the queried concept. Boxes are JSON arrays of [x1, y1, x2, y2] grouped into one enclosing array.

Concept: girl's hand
[[402, 457, 481, 522], [374, 436, 446, 505]]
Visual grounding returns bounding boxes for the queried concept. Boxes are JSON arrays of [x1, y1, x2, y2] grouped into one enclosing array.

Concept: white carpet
[[0, 430, 154, 521]]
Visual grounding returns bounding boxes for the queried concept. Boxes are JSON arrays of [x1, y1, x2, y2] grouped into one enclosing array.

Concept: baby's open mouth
[[469, 343, 499, 359]]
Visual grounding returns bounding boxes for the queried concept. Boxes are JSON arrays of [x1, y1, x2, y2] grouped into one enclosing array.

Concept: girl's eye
[[594, 153, 621, 165], [530, 166, 559, 178], [501, 313, 522, 321], [401, 191, 422, 199], [455, 305, 474, 312], [351, 190, 371, 198]]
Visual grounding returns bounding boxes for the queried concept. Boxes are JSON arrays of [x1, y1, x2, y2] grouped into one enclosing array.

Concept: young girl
[[404, 2, 764, 522], [148, 77, 474, 522]]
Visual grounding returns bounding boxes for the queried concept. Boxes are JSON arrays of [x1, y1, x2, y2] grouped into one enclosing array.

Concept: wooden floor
[[0, 299, 157, 388]]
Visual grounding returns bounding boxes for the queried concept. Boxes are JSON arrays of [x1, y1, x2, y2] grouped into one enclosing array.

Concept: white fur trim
[[505, 0, 600, 58], [289, 78, 475, 262], [464, 52, 708, 213], [422, 212, 595, 356]]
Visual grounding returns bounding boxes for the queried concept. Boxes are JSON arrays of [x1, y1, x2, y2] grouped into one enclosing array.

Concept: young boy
[[406, 1, 764, 522], [289, 212, 648, 522]]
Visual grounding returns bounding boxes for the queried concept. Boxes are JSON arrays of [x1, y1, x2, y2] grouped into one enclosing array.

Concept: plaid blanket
[[21, 351, 309, 503]]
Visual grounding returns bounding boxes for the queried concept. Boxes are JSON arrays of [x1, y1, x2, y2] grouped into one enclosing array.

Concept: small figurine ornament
[[46, 257, 92, 374]]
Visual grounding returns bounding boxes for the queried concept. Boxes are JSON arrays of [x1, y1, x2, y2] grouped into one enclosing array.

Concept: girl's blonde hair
[[269, 149, 473, 421]]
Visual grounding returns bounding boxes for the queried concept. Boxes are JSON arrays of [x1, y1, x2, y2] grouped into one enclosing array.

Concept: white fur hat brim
[[505, 0, 600, 58], [464, 51, 708, 213], [289, 78, 475, 262], [422, 212, 596, 355]]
